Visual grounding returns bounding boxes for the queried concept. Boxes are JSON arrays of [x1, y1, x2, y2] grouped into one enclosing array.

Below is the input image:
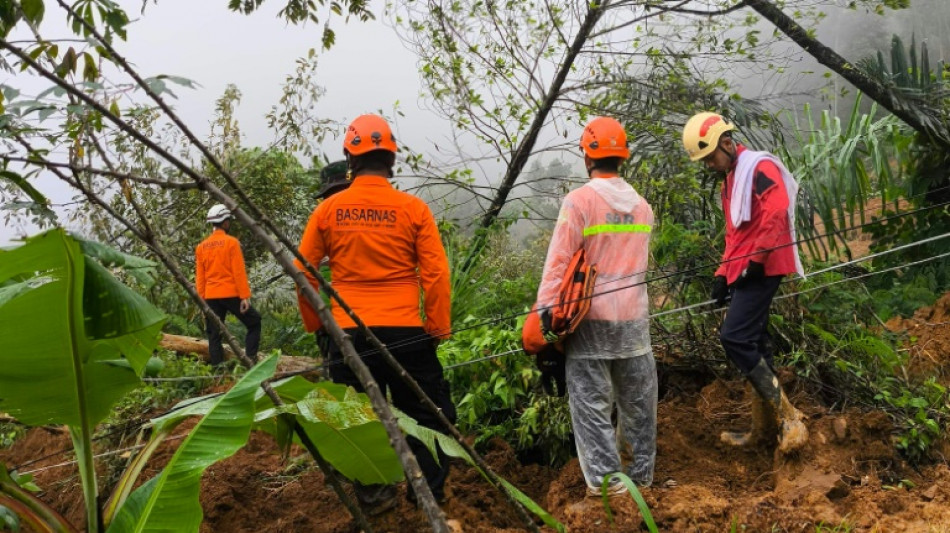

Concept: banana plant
[[106, 355, 278, 532], [0, 229, 166, 532], [139, 377, 567, 531]]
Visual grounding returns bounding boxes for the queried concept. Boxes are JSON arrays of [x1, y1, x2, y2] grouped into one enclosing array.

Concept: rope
[[438, 246, 950, 371], [315, 225, 950, 365], [20, 434, 187, 476]]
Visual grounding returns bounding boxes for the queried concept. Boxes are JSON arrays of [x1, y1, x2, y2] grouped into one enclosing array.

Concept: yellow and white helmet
[[682, 112, 736, 161]]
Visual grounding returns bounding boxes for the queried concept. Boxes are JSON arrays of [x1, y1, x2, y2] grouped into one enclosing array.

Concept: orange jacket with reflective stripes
[[195, 229, 252, 300], [295, 175, 451, 337]]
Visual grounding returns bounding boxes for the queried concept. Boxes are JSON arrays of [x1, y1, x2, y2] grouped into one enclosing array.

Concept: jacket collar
[[351, 175, 392, 187]]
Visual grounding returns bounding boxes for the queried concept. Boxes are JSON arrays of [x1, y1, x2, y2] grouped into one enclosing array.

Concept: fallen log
[[159, 334, 321, 380], [159, 333, 234, 361]]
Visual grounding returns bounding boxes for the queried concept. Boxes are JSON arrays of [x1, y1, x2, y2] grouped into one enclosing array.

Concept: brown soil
[[886, 291, 950, 386], [4, 366, 950, 533]]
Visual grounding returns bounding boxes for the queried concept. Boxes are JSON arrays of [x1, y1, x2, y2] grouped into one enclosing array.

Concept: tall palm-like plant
[[779, 96, 911, 260]]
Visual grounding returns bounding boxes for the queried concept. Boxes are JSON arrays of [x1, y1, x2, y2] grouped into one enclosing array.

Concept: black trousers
[[205, 297, 262, 365], [720, 276, 782, 375], [328, 327, 456, 501]]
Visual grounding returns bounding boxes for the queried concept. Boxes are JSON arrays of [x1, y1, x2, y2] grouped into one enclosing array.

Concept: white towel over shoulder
[[731, 150, 806, 279]]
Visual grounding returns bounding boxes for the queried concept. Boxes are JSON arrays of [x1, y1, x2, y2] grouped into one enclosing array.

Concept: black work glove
[[536, 345, 566, 397], [315, 330, 331, 358], [711, 275, 729, 307], [737, 261, 766, 287], [540, 309, 560, 343]]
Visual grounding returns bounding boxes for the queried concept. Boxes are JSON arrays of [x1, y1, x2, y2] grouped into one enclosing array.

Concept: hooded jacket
[[537, 176, 653, 359]]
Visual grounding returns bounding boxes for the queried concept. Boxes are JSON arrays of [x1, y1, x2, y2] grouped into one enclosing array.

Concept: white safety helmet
[[206, 204, 232, 224]]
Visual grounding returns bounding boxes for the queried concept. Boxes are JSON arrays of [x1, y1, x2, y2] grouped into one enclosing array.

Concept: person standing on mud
[[195, 204, 262, 366], [295, 114, 454, 514], [310, 159, 352, 359], [681, 112, 808, 453], [537, 117, 657, 495]]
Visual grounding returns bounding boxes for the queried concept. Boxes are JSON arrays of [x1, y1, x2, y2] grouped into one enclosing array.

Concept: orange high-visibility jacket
[[295, 175, 451, 337], [195, 228, 252, 300]]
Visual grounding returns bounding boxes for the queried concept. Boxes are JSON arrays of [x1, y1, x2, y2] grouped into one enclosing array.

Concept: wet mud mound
[[887, 291, 950, 385], [4, 374, 950, 531]]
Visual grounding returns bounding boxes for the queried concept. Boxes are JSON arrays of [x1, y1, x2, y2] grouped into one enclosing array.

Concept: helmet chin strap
[[717, 142, 737, 166]]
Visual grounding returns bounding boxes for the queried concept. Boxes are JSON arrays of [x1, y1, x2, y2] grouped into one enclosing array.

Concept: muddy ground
[[3, 294, 950, 532]]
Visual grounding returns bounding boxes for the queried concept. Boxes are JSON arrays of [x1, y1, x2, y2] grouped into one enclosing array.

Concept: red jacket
[[295, 175, 451, 337], [195, 229, 252, 300], [717, 145, 798, 284]]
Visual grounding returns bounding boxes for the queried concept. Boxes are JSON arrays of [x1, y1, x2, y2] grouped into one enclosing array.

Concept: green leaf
[[0, 170, 52, 219], [20, 0, 44, 26], [602, 472, 658, 532], [292, 386, 402, 484], [77, 237, 158, 288], [107, 355, 278, 533], [0, 229, 164, 427]]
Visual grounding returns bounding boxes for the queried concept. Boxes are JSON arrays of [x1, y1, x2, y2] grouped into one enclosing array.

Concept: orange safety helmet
[[579, 117, 630, 160], [343, 114, 398, 156], [682, 112, 736, 161]]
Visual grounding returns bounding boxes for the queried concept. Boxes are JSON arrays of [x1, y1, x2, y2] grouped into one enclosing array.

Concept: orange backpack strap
[[524, 249, 598, 353]]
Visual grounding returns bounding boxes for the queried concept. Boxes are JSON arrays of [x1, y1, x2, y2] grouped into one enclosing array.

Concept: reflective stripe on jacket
[[538, 176, 653, 324], [717, 144, 798, 284], [195, 229, 251, 300], [295, 175, 451, 337]]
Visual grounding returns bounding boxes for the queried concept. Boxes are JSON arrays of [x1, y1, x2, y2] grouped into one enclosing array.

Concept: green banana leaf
[[153, 377, 403, 485], [106, 355, 278, 533], [0, 229, 165, 427], [77, 237, 158, 289]]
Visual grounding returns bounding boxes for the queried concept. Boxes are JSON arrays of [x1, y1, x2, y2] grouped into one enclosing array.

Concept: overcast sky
[[1, 0, 453, 244]]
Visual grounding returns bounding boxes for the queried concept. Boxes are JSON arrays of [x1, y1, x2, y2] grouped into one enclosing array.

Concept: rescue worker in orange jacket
[[682, 112, 807, 453], [537, 117, 657, 496], [295, 114, 454, 513], [195, 204, 261, 365], [311, 159, 353, 358]]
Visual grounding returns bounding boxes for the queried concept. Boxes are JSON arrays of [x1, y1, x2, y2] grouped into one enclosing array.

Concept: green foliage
[[0, 423, 25, 450], [107, 355, 278, 532], [868, 272, 940, 321], [254, 378, 404, 485], [100, 350, 219, 437], [440, 316, 574, 465], [779, 95, 910, 260], [0, 229, 165, 531], [777, 271, 949, 464], [444, 226, 543, 325]]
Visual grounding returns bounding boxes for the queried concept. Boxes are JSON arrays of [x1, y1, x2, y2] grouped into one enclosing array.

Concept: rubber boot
[[746, 358, 808, 453], [720, 383, 778, 446]]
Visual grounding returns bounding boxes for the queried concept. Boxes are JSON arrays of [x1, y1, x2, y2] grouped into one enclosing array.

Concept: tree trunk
[[158, 333, 234, 360], [460, 0, 609, 272], [745, 0, 950, 150]]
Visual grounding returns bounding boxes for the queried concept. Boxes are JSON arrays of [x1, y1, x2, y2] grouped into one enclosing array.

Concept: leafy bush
[[100, 350, 220, 440], [439, 316, 574, 466], [776, 272, 949, 463]]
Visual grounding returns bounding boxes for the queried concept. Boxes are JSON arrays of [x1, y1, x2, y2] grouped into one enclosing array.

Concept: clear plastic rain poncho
[[537, 176, 657, 489], [536, 177, 654, 359]]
